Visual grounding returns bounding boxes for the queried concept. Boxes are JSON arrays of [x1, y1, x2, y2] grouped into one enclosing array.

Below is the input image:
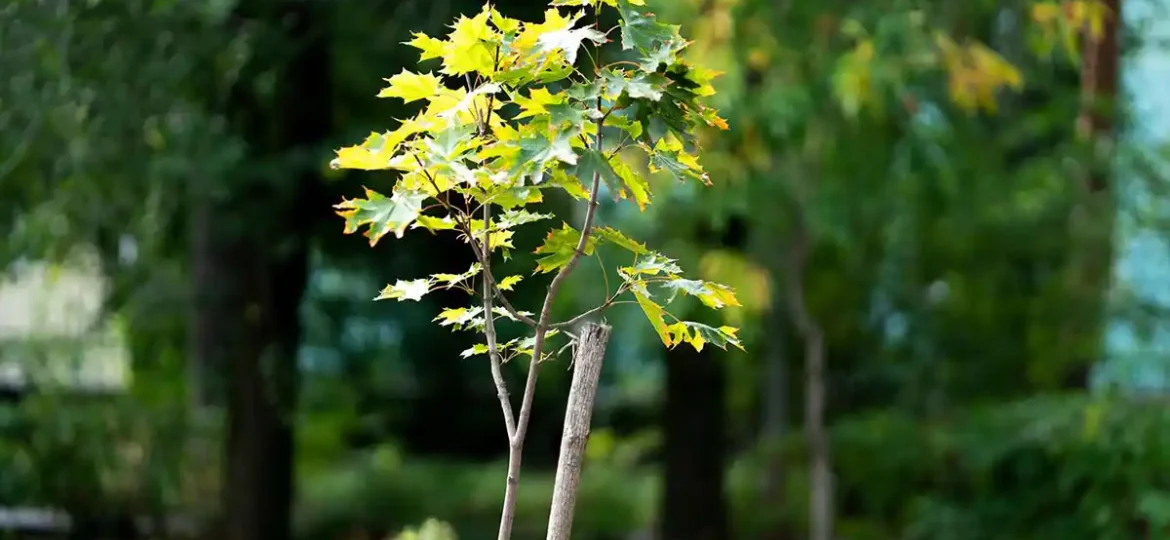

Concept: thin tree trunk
[[546, 323, 611, 540], [661, 344, 728, 540], [756, 240, 789, 506], [786, 220, 832, 540]]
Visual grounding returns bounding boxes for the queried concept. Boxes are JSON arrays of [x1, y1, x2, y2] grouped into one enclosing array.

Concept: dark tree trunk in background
[[661, 345, 728, 540], [1057, 0, 1120, 388], [190, 1, 331, 540]]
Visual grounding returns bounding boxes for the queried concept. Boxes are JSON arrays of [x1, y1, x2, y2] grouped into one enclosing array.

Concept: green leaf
[[497, 208, 555, 229], [600, 69, 667, 101], [594, 226, 649, 255], [335, 187, 428, 246], [533, 223, 598, 273], [668, 321, 744, 351], [375, 278, 433, 301], [647, 137, 709, 185], [573, 148, 623, 196], [662, 278, 741, 309], [620, 252, 683, 278], [616, 1, 682, 56], [512, 130, 579, 181]]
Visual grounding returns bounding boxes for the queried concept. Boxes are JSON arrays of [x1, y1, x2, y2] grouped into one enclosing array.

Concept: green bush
[[296, 446, 654, 540], [738, 393, 1170, 540]]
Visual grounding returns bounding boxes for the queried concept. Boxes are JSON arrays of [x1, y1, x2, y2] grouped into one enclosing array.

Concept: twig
[[553, 284, 627, 329]]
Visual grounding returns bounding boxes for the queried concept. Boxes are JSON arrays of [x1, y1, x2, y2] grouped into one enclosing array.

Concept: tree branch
[[553, 284, 627, 329], [482, 203, 518, 440], [497, 57, 607, 540]]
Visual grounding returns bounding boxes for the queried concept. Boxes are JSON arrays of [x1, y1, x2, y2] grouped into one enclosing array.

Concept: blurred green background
[[1, 0, 1169, 539]]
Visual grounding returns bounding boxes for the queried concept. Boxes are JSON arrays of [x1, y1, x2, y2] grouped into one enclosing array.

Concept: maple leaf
[[489, 6, 521, 34], [670, 322, 744, 352], [331, 130, 420, 171], [594, 226, 648, 255], [573, 149, 651, 209], [631, 282, 672, 346], [461, 343, 491, 358], [537, 22, 607, 64], [647, 136, 710, 185], [434, 306, 486, 330], [533, 223, 597, 273], [431, 263, 482, 288], [378, 70, 444, 103], [405, 32, 447, 62], [662, 278, 742, 309], [335, 187, 428, 245], [513, 8, 577, 53], [610, 155, 651, 210], [513, 87, 566, 119], [413, 215, 458, 233], [498, 275, 524, 290], [442, 8, 497, 75], [600, 69, 667, 101], [616, 1, 681, 54], [496, 208, 554, 229], [376, 278, 433, 301]]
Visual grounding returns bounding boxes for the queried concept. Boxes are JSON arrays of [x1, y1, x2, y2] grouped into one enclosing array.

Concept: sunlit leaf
[[376, 278, 433, 301], [498, 275, 524, 290], [378, 70, 444, 103], [335, 187, 427, 245]]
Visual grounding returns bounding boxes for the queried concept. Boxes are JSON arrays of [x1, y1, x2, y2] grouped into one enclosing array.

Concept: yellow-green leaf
[[335, 187, 427, 245], [632, 283, 672, 347], [376, 278, 432, 301], [443, 9, 497, 76], [378, 70, 444, 103], [663, 278, 741, 309], [461, 343, 491, 358], [405, 32, 447, 62], [431, 263, 482, 287], [414, 215, 458, 233], [513, 87, 566, 119], [434, 306, 485, 329], [498, 275, 524, 290]]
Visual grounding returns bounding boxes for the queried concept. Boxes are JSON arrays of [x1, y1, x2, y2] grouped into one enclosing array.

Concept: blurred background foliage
[[1, 0, 1169, 539]]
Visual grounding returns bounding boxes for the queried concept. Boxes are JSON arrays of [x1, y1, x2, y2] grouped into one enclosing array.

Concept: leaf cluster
[[329, 0, 741, 353]]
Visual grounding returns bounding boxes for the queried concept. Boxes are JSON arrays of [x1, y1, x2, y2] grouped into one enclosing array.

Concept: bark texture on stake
[[546, 322, 612, 540]]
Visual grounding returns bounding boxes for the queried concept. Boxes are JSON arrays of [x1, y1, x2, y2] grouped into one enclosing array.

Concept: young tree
[[328, 0, 743, 538]]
